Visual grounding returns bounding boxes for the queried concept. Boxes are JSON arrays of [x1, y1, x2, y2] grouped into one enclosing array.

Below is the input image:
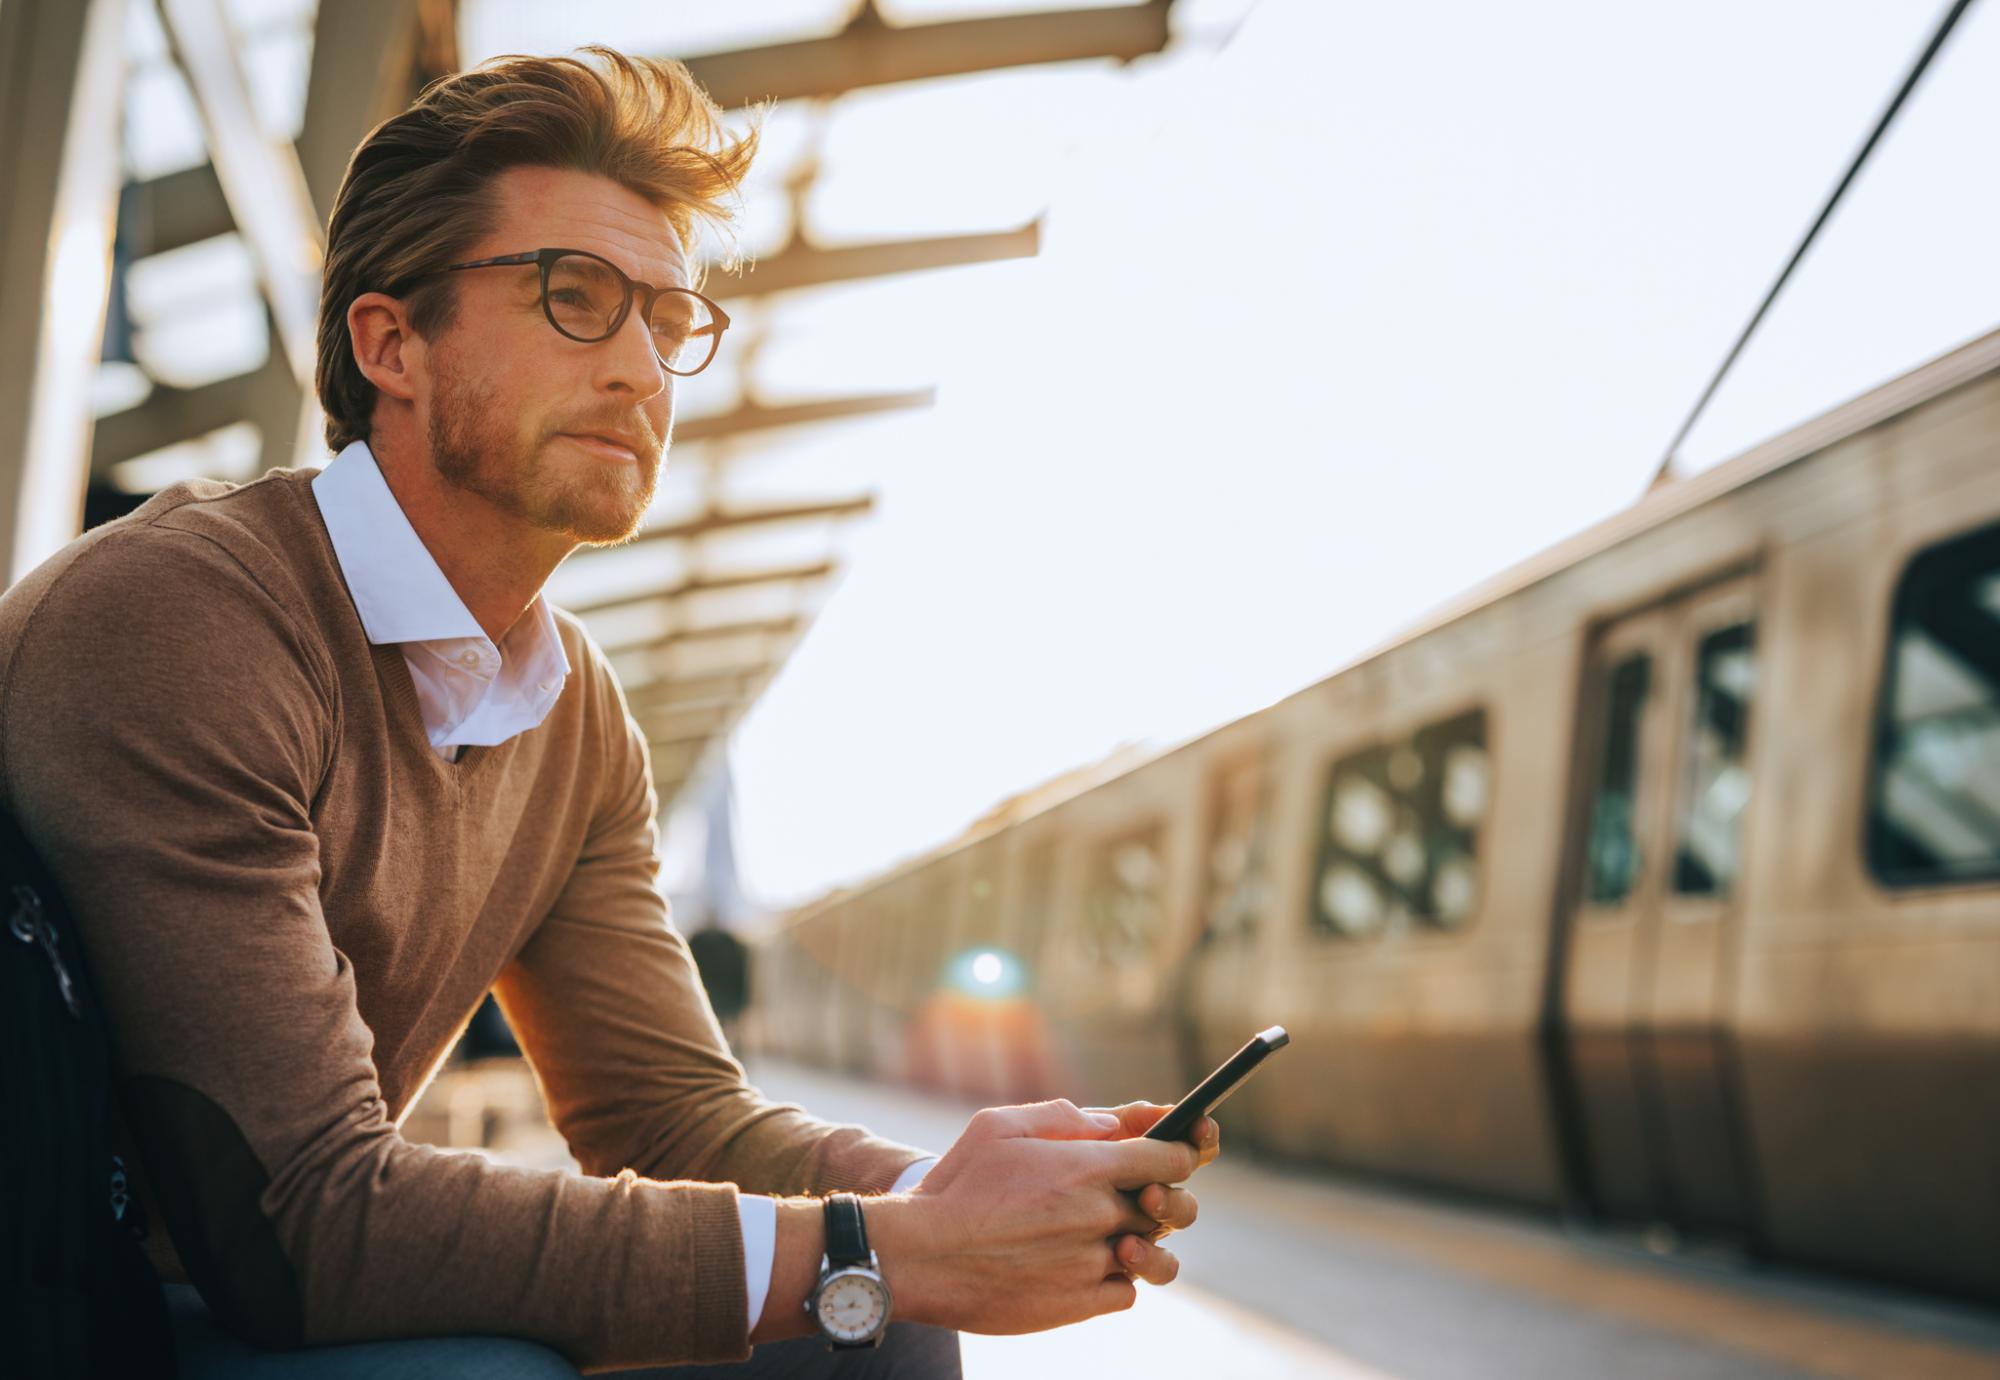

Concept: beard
[[426, 351, 664, 546]]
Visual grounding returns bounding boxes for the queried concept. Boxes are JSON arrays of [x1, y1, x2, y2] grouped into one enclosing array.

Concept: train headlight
[[947, 947, 1025, 999]]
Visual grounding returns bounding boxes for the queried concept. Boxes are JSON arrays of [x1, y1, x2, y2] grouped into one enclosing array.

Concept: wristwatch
[[804, 1192, 892, 1349]]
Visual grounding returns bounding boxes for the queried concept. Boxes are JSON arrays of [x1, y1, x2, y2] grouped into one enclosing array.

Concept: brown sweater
[[0, 469, 924, 1370]]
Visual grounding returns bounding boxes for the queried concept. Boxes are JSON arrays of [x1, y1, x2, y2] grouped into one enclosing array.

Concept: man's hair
[[315, 47, 756, 451]]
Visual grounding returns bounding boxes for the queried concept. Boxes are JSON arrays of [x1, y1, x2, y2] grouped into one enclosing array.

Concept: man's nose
[[597, 304, 669, 399]]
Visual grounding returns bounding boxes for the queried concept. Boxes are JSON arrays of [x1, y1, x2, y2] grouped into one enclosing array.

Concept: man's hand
[[1086, 1101, 1221, 1265], [865, 1098, 1214, 1336]]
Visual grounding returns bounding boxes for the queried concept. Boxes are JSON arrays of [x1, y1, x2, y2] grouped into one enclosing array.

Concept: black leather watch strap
[[822, 1192, 870, 1267]]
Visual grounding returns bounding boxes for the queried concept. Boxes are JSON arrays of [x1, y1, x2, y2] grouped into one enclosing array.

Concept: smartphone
[[1143, 1025, 1290, 1143]]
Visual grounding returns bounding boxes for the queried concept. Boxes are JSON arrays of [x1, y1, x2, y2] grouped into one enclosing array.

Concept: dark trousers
[[167, 1284, 963, 1378]]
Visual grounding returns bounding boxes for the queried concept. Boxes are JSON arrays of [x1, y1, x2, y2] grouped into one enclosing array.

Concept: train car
[[749, 327, 2000, 1302]]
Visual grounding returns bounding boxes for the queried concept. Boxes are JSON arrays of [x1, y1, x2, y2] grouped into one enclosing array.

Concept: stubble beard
[[427, 354, 663, 546]]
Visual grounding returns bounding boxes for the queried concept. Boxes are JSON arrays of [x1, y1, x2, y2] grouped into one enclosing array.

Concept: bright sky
[[699, 0, 2000, 909]]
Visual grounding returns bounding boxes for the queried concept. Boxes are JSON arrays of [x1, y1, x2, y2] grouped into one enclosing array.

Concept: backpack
[[1, 807, 178, 1378]]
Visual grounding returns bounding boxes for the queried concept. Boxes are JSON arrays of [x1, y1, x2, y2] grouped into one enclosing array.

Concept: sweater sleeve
[[0, 529, 753, 1370], [492, 646, 931, 1201]]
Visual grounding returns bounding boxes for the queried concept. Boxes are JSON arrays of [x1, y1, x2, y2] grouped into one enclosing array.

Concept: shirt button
[[458, 650, 481, 668]]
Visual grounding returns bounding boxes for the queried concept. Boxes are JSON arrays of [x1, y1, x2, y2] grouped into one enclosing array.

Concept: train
[[745, 325, 2000, 1304]]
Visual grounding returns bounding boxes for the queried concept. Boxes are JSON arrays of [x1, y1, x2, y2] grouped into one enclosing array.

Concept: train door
[[1559, 576, 1760, 1240], [1178, 754, 1272, 1089]]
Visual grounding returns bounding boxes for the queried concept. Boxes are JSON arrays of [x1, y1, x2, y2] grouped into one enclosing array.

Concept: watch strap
[[822, 1192, 870, 1267]]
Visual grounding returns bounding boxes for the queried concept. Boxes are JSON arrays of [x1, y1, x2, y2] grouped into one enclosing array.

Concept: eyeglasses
[[438, 247, 730, 376]]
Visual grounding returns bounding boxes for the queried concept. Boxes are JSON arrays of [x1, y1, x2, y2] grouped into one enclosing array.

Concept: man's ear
[[347, 292, 423, 403]]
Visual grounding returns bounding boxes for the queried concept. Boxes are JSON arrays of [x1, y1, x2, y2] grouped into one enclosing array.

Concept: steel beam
[[598, 612, 807, 658], [624, 674, 766, 709], [569, 560, 835, 619], [0, 0, 127, 581], [627, 687, 764, 720], [628, 496, 874, 547], [286, 0, 455, 466], [109, 2, 451, 473], [647, 741, 705, 791], [91, 356, 292, 475], [616, 620, 805, 699], [642, 615, 803, 648], [646, 723, 740, 752], [297, 0, 456, 224], [634, 703, 739, 743], [158, 0, 324, 385], [114, 0, 444, 256], [710, 221, 1039, 300], [682, 1, 1174, 107], [621, 667, 775, 713], [675, 388, 935, 442], [121, 0, 1160, 264], [134, 177, 1042, 291], [118, 161, 232, 261]]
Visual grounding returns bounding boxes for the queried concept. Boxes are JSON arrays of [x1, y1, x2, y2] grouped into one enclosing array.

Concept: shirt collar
[[312, 441, 571, 686], [314, 440, 483, 645]]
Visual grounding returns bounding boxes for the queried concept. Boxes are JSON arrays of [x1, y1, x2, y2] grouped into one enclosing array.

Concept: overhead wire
[[1649, 0, 1980, 485]]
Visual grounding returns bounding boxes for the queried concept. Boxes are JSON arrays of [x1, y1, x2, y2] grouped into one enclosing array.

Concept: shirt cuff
[[889, 1157, 938, 1194], [740, 1159, 936, 1335], [738, 1194, 777, 1334]]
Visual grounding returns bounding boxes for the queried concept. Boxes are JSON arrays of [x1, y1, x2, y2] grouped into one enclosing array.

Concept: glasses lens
[[545, 254, 627, 340], [648, 290, 720, 374]]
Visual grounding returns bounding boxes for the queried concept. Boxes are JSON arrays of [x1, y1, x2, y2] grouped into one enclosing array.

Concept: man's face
[[421, 165, 686, 545]]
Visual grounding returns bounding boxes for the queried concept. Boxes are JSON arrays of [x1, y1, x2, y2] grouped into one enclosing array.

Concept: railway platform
[[740, 1059, 2000, 1380], [410, 1053, 2000, 1377]]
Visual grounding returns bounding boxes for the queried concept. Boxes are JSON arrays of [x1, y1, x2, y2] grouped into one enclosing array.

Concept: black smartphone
[[1143, 1025, 1290, 1143]]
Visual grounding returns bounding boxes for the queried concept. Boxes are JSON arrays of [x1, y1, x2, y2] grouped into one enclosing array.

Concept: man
[[0, 48, 1215, 1376]]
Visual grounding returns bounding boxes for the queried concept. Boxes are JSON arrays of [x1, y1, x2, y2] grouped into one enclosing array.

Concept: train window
[[1309, 708, 1489, 937], [1868, 520, 2000, 886], [1082, 827, 1166, 964], [1203, 756, 1272, 940], [1583, 654, 1650, 908], [1673, 623, 1756, 896]]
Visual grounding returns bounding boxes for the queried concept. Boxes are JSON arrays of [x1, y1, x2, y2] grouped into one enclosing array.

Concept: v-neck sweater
[[0, 468, 924, 1370]]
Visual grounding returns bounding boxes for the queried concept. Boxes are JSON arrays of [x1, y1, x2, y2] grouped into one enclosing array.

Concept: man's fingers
[[1080, 1105, 1222, 1168], [1138, 1184, 1199, 1233], [1194, 1116, 1222, 1166], [1082, 1101, 1172, 1139], [1113, 1233, 1182, 1286], [1092, 1275, 1139, 1315], [1095, 1135, 1200, 1188], [1111, 1195, 1159, 1240], [974, 1098, 1122, 1142]]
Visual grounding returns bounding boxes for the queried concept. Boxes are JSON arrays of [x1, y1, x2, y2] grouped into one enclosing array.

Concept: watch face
[[815, 1270, 890, 1344]]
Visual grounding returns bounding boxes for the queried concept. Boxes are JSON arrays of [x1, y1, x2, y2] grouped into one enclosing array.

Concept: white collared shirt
[[310, 441, 931, 1331], [313, 441, 570, 761]]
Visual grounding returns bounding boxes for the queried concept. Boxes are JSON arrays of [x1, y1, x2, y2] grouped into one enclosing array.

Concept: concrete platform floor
[[740, 1059, 2000, 1380]]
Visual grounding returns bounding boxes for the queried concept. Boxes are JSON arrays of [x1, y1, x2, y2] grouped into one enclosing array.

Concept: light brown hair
[[315, 47, 756, 451]]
